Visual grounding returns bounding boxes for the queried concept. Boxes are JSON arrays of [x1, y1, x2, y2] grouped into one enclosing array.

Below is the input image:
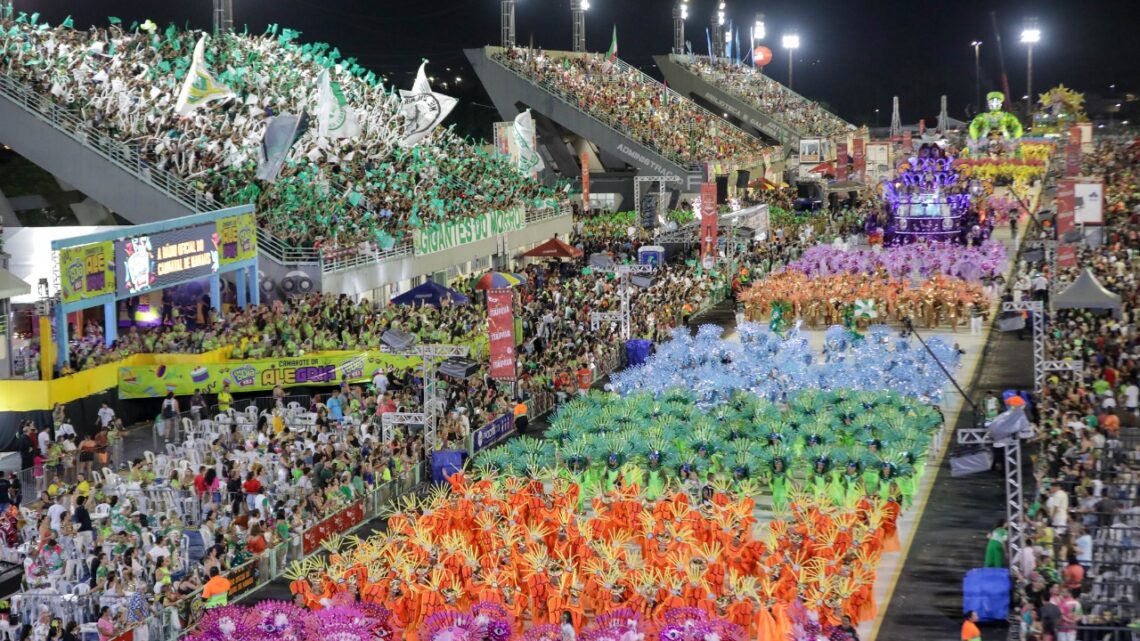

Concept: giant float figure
[[968, 91, 1024, 156]]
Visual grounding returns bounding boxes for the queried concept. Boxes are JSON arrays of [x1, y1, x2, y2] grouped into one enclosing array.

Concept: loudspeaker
[[736, 170, 750, 189], [715, 176, 728, 204], [439, 357, 480, 379], [381, 329, 417, 351]]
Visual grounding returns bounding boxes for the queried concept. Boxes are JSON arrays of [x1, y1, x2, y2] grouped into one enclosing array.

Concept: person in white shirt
[[1102, 393, 1117, 410], [1073, 526, 1093, 567], [1046, 485, 1070, 534], [46, 496, 68, 533], [372, 370, 389, 396], [1124, 382, 1139, 413], [38, 428, 51, 457], [56, 420, 76, 440], [97, 403, 116, 428], [147, 541, 170, 563]]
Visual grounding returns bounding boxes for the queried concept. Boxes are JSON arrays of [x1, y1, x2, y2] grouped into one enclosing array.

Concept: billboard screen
[[58, 241, 115, 304], [116, 224, 220, 296]]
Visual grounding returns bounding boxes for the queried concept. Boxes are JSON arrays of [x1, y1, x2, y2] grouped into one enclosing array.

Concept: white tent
[[1053, 268, 1122, 317]]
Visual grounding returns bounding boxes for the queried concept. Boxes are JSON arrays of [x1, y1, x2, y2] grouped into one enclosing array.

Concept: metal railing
[[486, 47, 771, 172], [255, 227, 321, 266], [669, 53, 853, 139], [0, 73, 217, 214], [320, 201, 572, 274]]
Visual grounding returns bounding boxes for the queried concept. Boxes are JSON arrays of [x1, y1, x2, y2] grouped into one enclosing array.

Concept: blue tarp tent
[[963, 568, 1011, 621], [391, 280, 470, 308]]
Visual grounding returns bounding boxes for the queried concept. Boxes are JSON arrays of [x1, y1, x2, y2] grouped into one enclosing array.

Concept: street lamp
[[782, 33, 800, 90], [875, 108, 880, 127], [1020, 21, 1040, 120], [971, 41, 983, 111]]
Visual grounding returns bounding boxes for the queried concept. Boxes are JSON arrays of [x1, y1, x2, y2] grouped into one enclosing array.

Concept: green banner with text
[[412, 207, 525, 255]]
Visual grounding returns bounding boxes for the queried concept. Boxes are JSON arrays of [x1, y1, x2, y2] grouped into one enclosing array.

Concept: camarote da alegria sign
[[413, 207, 525, 255]]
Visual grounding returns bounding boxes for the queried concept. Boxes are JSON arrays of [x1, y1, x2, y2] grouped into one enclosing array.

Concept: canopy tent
[[0, 268, 31, 301], [522, 237, 583, 259], [390, 280, 470, 307], [1053, 268, 1122, 317]]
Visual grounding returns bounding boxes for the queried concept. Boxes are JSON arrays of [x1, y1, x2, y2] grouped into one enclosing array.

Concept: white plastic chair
[[89, 470, 103, 485]]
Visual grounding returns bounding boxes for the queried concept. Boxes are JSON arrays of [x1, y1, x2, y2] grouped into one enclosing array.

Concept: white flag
[[397, 62, 457, 148], [174, 35, 234, 116], [317, 69, 360, 139], [512, 109, 544, 175]]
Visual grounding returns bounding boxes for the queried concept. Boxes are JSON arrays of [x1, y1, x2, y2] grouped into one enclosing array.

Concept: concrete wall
[[322, 212, 573, 296]]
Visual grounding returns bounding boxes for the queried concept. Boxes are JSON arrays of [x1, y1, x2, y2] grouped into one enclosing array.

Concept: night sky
[[18, 0, 1140, 137]]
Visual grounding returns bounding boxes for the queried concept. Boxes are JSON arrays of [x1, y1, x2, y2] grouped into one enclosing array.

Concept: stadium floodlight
[[681, 1, 688, 20], [782, 33, 800, 90], [1020, 20, 1040, 118], [581, 0, 590, 9], [754, 18, 765, 41]]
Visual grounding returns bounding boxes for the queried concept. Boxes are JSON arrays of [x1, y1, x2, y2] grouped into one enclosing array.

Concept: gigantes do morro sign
[[413, 207, 525, 255]]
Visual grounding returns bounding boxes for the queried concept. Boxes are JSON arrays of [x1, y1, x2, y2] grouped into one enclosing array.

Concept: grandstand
[[657, 54, 855, 143], [467, 46, 780, 208], [0, 20, 571, 295]]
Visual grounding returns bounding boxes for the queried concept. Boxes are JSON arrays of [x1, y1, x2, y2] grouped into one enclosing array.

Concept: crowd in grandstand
[[1000, 139, 1140, 638], [676, 58, 852, 138], [493, 48, 772, 165], [0, 17, 561, 249]]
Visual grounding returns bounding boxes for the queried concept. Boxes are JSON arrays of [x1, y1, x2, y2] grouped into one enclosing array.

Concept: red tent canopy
[[522, 237, 583, 259]]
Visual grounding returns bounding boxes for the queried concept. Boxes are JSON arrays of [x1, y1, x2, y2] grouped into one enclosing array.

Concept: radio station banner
[[59, 241, 115, 304], [413, 207, 525, 255], [487, 289, 516, 380], [700, 183, 718, 261], [472, 413, 514, 453], [303, 500, 365, 554], [215, 212, 258, 266], [116, 223, 221, 296], [853, 138, 866, 178], [1056, 243, 1078, 268], [836, 142, 848, 181], [493, 121, 513, 156], [1055, 180, 1075, 237], [902, 130, 913, 152], [118, 350, 423, 399], [1073, 179, 1104, 226], [225, 559, 260, 600]]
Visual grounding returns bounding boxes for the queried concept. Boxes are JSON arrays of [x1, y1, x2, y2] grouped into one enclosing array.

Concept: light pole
[[1020, 22, 1040, 121], [571, 0, 588, 52], [971, 41, 983, 111], [751, 14, 765, 68], [875, 108, 880, 128], [673, 2, 688, 55], [501, 0, 516, 48], [212, 0, 234, 33], [782, 33, 800, 91], [712, 1, 726, 59]]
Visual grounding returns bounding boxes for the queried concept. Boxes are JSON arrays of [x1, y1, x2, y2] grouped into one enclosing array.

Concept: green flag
[[606, 25, 618, 62]]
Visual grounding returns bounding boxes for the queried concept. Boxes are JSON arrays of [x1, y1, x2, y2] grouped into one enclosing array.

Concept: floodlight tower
[[673, 2, 688, 55], [212, 0, 233, 33], [1020, 19, 1041, 120], [711, 1, 726, 58], [782, 33, 799, 90], [501, 0, 517, 48], [572, 0, 589, 52]]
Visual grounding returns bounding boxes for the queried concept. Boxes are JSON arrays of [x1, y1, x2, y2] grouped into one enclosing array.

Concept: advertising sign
[[853, 138, 866, 179], [59, 241, 115, 304], [1055, 179, 1075, 237], [487, 289, 516, 380], [799, 138, 822, 164], [116, 224, 220, 296], [581, 151, 591, 212], [493, 121, 513, 156], [118, 350, 424, 398], [1077, 122, 1093, 153], [836, 142, 849, 181], [472, 413, 514, 453], [225, 560, 260, 600], [1056, 243, 1078, 268], [413, 208, 525, 255], [1074, 180, 1104, 226], [902, 130, 913, 152], [215, 212, 258, 266], [700, 183, 718, 262], [302, 500, 365, 555]]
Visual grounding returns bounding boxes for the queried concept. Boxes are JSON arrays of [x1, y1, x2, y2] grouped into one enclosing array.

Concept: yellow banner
[[120, 350, 430, 399], [59, 241, 115, 304], [216, 212, 258, 266]]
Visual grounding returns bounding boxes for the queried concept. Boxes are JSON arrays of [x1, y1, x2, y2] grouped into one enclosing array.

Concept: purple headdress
[[582, 608, 645, 641], [519, 625, 564, 641], [658, 608, 745, 641]]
